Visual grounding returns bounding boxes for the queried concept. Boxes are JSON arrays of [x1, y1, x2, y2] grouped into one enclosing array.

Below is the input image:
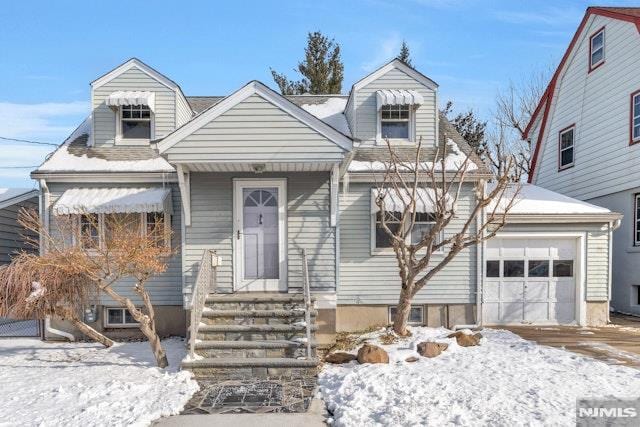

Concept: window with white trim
[[632, 91, 640, 144], [121, 105, 151, 139], [75, 212, 170, 249], [589, 28, 605, 70], [380, 105, 411, 140], [374, 210, 441, 249], [388, 305, 424, 325], [634, 194, 640, 246], [104, 307, 139, 328], [559, 126, 575, 170]]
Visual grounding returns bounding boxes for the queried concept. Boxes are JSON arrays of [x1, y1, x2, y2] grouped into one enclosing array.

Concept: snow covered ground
[[0, 337, 198, 426], [320, 327, 640, 426]]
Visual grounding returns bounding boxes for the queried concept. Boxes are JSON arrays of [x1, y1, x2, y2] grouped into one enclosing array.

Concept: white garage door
[[483, 237, 577, 325]]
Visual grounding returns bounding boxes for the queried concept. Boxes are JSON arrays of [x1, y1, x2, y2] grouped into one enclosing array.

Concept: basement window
[[104, 308, 139, 328], [388, 305, 424, 325]]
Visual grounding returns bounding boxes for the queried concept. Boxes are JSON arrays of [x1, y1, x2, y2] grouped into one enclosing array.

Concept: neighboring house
[[0, 188, 38, 265], [0, 188, 40, 337], [31, 57, 620, 349], [526, 6, 640, 316]]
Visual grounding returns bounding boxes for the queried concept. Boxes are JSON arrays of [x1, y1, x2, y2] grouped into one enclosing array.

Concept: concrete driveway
[[504, 313, 640, 368]]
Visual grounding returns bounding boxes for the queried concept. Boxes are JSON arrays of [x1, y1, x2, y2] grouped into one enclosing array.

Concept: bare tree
[[1, 209, 174, 367], [373, 137, 518, 335]]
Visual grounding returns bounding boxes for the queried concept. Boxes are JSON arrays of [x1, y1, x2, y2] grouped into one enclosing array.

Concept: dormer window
[[381, 105, 410, 140], [121, 105, 151, 139], [589, 27, 605, 72]]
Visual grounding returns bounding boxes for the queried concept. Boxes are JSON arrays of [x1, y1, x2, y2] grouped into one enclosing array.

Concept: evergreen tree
[[442, 101, 487, 153], [397, 40, 412, 66], [271, 31, 344, 95]]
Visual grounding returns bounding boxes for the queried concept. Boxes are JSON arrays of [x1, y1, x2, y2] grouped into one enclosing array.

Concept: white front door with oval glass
[[233, 179, 287, 292]]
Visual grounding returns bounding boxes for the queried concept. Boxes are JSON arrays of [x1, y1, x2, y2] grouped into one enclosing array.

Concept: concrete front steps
[[182, 293, 319, 379]]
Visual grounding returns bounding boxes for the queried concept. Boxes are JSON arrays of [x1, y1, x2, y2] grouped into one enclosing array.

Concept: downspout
[[39, 179, 75, 342], [607, 218, 622, 323]]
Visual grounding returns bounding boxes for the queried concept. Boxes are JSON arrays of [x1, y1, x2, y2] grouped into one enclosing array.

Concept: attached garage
[[483, 236, 580, 325], [483, 184, 622, 327]]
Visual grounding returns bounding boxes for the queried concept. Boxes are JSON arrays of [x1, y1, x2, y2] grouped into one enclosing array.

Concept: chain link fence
[[0, 317, 41, 337]]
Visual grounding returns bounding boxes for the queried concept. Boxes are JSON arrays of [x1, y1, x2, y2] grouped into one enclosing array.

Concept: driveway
[[504, 313, 640, 368]]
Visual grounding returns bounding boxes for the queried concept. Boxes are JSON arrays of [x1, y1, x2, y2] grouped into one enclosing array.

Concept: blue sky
[[0, 0, 636, 187]]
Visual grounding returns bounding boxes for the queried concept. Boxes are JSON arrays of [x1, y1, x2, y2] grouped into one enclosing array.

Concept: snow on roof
[[299, 97, 351, 136], [490, 183, 612, 215], [348, 139, 478, 173], [36, 116, 175, 174], [0, 188, 37, 208]]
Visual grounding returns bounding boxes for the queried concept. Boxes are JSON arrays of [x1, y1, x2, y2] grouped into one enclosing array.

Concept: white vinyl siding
[[175, 93, 194, 127], [182, 172, 336, 300], [92, 67, 176, 146], [163, 95, 345, 163], [45, 182, 183, 306], [339, 182, 477, 305], [352, 68, 436, 148], [533, 15, 640, 200]]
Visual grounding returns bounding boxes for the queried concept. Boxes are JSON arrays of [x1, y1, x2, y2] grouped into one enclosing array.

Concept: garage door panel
[[525, 281, 549, 301], [501, 302, 524, 322], [484, 281, 500, 301], [551, 303, 575, 323], [553, 280, 576, 302], [483, 303, 501, 323], [524, 303, 548, 322], [501, 281, 524, 301]]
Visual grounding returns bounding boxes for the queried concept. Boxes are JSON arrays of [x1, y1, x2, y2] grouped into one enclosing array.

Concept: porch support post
[[176, 164, 191, 226], [330, 163, 339, 227]]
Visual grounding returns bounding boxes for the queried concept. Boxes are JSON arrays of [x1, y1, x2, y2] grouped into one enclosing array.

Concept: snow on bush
[[320, 328, 640, 426], [0, 337, 198, 426]]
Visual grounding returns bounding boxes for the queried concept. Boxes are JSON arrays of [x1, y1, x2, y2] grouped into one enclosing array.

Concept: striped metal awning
[[52, 187, 172, 215], [106, 91, 156, 111], [376, 89, 424, 109], [371, 188, 449, 213]]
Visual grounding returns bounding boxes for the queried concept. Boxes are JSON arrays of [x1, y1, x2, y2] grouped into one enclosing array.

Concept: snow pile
[[319, 328, 640, 426], [299, 98, 351, 136], [488, 183, 613, 215], [0, 337, 198, 426], [348, 139, 478, 172]]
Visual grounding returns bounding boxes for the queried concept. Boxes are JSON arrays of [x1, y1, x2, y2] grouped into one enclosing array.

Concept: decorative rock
[[405, 356, 419, 363], [417, 341, 449, 358], [324, 352, 357, 364], [357, 344, 389, 364], [447, 331, 482, 347]]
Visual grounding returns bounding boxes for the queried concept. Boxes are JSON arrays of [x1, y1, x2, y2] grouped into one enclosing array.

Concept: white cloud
[[0, 100, 88, 142], [361, 34, 403, 72], [493, 7, 582, 26]]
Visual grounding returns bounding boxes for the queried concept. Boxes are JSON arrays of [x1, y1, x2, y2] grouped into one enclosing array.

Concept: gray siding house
[[527, 7, 640, 317], [0, 188, 38, 265], [31, 58, 620, 346]]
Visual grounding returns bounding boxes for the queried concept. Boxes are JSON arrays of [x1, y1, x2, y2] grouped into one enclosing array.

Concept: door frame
[[481, 232, 586, 326], [232, 178, 288, 292]]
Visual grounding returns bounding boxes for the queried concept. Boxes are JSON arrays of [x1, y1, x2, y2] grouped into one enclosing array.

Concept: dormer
[[89, 58, 192, 146], [345, 59, 438, 147]]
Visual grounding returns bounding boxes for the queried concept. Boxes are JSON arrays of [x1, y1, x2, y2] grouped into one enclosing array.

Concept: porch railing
[[301, 249, 313, 359], [188, 249, 214, 357]]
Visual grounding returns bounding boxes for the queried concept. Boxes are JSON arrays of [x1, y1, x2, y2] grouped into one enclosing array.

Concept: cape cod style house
[[31, 57, 621, 371], [526, 7, 640, 317]]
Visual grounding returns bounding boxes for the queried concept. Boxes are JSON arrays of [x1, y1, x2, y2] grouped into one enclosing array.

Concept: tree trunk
[[64, 311, 114, 347], [140, 321, 168, 368], [393, 285, 414, 336]]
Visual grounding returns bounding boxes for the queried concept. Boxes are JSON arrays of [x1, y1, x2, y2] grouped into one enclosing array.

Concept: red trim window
[[631, 89, 640, 145], [558, 125, 575, 171], [634, 194, 640, 246], [588, 27, 605, 72]]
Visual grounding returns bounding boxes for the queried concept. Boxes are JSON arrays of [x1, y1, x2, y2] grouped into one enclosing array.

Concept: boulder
[[417, 341, 449, 358], [447, 331, 482, 347], [324, 352, 357, 364], [357, 344, 389, 364], [405, 356, 419, 363]]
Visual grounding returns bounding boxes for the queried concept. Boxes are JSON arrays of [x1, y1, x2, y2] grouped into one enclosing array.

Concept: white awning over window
[[52, 187, 172, 216], [376, 89, 424, 110], [106, 91, 156, 111], [371, 188, 450, 213]]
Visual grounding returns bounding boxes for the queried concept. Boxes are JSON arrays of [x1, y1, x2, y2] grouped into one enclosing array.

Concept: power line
[[0, 165, 39, 169], [0, 136, 58, 146]]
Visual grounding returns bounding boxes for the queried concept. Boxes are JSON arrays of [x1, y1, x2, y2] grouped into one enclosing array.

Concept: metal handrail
[[188, 249, 213, 357], [301, 249, 313, 359]]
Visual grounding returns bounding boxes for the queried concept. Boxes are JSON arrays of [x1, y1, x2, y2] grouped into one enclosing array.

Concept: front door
[[233, 179, 287, 292]]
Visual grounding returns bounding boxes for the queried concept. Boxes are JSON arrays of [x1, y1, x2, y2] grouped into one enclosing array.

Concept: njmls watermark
[[576, 398, 640, 426]]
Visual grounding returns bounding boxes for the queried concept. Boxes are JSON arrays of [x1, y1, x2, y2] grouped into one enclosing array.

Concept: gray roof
[[186, 94, 348, 113], [65, 134, 160, 161]]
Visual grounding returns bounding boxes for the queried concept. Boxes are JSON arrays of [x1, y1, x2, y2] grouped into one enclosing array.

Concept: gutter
[[39, 179, 74, 342]]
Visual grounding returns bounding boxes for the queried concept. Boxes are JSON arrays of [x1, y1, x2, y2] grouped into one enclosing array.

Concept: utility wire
[[0, 136, 58, 146], [0, 165, 39, 169]]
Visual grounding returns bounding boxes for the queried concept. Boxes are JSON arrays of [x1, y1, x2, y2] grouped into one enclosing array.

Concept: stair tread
[[195, 339, 317, 349], [182, 357, 319, 368], [198, 323, 316, 332], [202, 308, 315, 318], [205, 293, 315, 303]]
